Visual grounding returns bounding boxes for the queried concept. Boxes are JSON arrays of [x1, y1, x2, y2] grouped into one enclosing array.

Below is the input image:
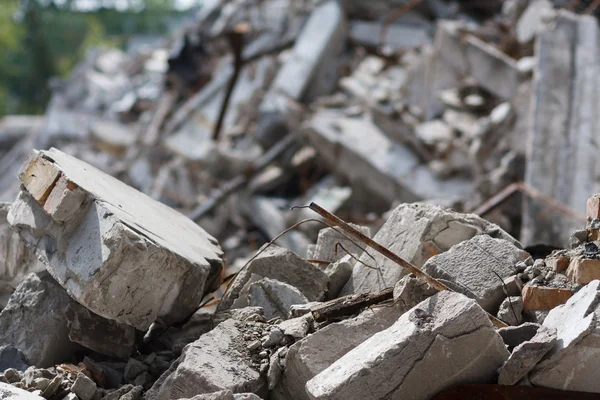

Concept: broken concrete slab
[[304, 110, 474, 206], [530, 280, 600, 391], [0, 271, 81, 367], [218, 245, 328, 312], [9, 149, 223, 330], [0, 203, 45, 309], [145, 319, 266, 400], [423, 235, 529, 313], [0, 382, 45, 399], [341, 203, 519, 296], [306, 291, 509, 400], [247, 278, 309, 320], [65, 301, 136, 360], [271, 306, 405, 400], [498, 325, 557, 385], [522, 11, 600, 248]]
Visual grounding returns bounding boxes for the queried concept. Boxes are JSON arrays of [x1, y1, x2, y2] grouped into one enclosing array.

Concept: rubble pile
[[3, 0, 600, 399]]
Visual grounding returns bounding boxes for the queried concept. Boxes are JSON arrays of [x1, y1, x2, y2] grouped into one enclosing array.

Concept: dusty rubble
[[3, 0, 600, 399]]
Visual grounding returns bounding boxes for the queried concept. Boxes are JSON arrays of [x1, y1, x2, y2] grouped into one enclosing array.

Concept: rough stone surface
[[423, 235, 529, 312], [0, 382, 45, 399], [0, 345, 29, 372], [124, 358, 149, 381], [393, 274, 437, 310], [530, 280, 600, 391], [71, 373, 97, 400], [218, 245, 328, 312], [247, 278, 309, 320], [9, 149, 224, 330], [145, 319, 266, 400], [522, 11, 600, 248], [324, 256, 352, 300], [497, 296, 524, 326], [498, 325, 557, 385], [65, 301, 136, 360], [0, 271, 81, 367], [271, 306, 405, 400], [0, 203, 45, 309], [306, 292, 509, 400], [342, 203, 518, 296]]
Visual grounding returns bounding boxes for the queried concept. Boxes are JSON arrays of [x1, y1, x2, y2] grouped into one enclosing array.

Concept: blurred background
[[0, 0, 202, 116]]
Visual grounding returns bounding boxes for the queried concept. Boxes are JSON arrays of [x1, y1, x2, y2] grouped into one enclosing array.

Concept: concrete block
[[306, 292, 509, 400], [324, 256, 353, 300], [71, 373, 97, 400], [497, 296, 524, 326], [9, 148, 223, 330], [313, 225, 370, 264], [522, 11, 600, 247], [271, 306, 405, 400], [247, 278, 309, 320], [145, 319, 266, 399], [218, 245, 328, 312], [566, 257, 600, 284], [304, 110, 474, 207], [522, 285, 573, 311], [0, 271, 81, 367], [498, 325, 557, 385], [342, 203, 519, 296], [423, 235, 529, 312], [530, 280, 600, 391]]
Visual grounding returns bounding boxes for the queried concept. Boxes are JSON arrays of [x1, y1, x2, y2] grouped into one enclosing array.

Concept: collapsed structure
[[2, 0, 600, 399]]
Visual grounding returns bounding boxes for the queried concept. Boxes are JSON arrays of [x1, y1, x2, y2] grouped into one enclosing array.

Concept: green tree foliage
[[0, 0, 195, 116]]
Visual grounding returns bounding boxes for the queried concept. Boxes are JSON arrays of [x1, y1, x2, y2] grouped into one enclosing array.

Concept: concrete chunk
[[497, 296, 524, 326], [342, 203, 519, 295], [0, 382, 45, 399], [423, 235, 530, 313], [306, 292, 509, 400], [530, 280, 600, 391], [9, 148, 223, 330], [498, 325, 557, 385], [522, 11, 600, 247], [271, 306, 405, 400], [0, 271, 81, 367], [145, 320, 266, 399], [247, 278, 309, 320], [313, 225, 370, 264], [304, 110, 474, 206], [218, 245, 328, 312]]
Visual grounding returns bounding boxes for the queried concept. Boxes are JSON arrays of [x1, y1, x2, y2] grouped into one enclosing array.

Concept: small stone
[[71, 373, 97, 400], [259, 350, 269, 359], [0, 345, 29, 372], [248, 341, 261, 351], [262, 328, 284, 348], [41, 376, 63, 398], [497, 296, 524, 326], [133, 373, 152, 389], [124, 358, 148, 381]]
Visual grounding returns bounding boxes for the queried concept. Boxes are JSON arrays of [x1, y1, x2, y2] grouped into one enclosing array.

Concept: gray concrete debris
[[0, 203, 45, 309], [497, 296, 524, 326], [65, 301, 136, 360], [218, 245, 328, 312], [530, 280, 600, 391], [271, 306, 405, 400], [268, 347, 286, 390], [342, 203, 519, 296], [304, 110, 474, 206], [0, 345, 29, 372], [178, 391, 262, 400], [71, 373, 97, 400], [498, 325, 557, 385], [256, 0, 346, 147], [124, 358, 149, 382], [515, 0, 554, 44], [393, 274, 438, 310], [277, 314, 313, 340], [145, 319, 266, 400], [0, 382, 45, 399], [9, 149, 223, 330], [423, 235, 529, 313], [306, 292, 509, 400], [247, 278, 309, 320], [312, 224, 370, 264], [0, 271, 81, 367], [522, 11, 600, 248], [324, 255, 353, 300]]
